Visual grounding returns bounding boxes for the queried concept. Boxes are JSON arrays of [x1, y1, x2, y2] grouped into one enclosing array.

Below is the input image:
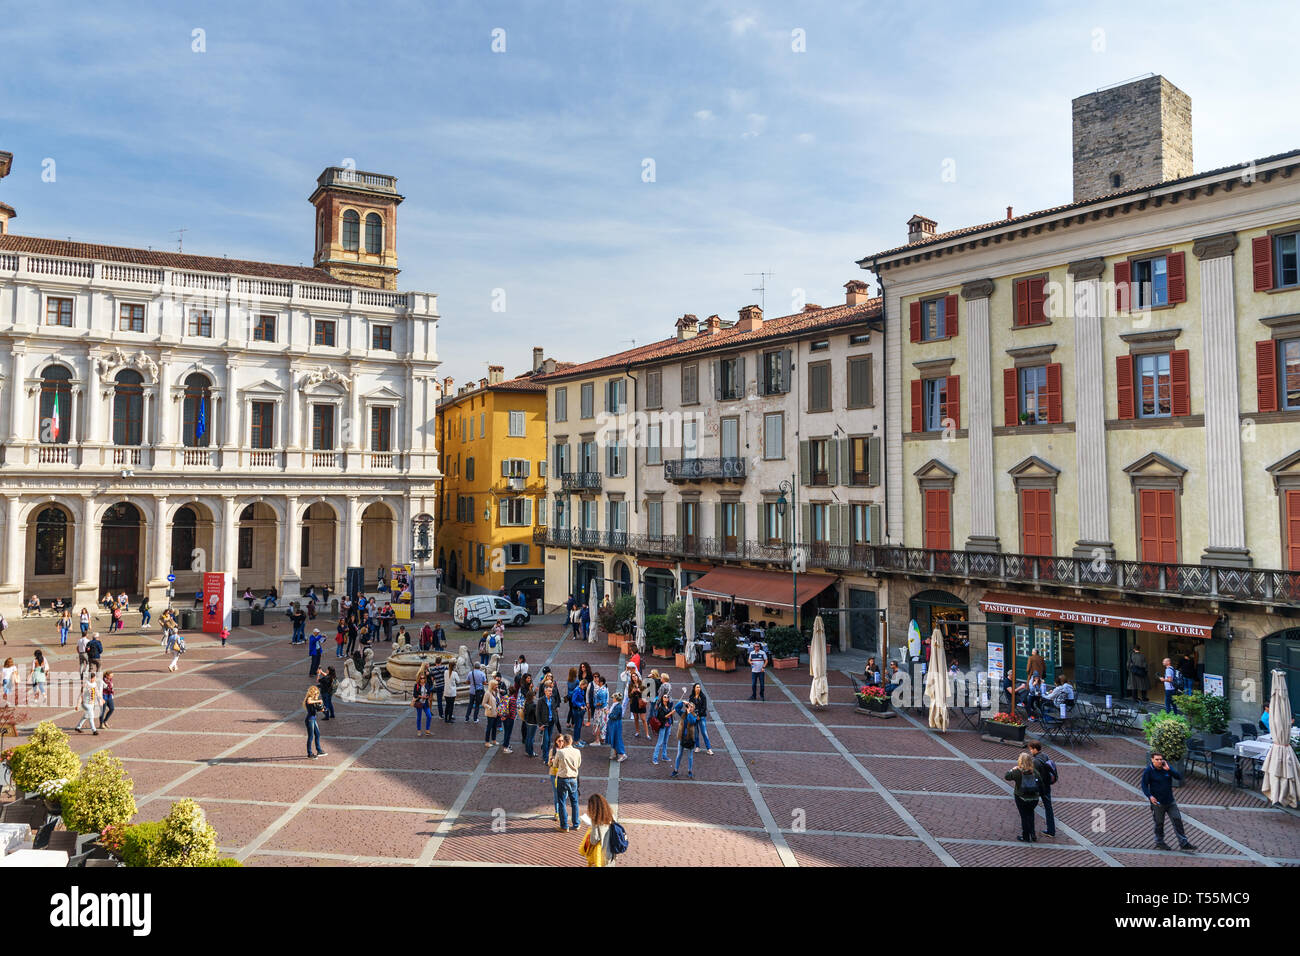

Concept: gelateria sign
[[978, 592, 1217, 640]]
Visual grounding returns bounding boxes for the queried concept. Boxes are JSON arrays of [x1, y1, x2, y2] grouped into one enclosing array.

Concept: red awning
[[686, 566, 836, 610], [978, 592, 1218, 640], [637, 559, 675, 570]]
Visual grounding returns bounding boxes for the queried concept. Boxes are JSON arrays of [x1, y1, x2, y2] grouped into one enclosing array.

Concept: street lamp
[[776, 476, 798, 634]]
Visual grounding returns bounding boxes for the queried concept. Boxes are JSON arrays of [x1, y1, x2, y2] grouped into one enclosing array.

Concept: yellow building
[[435, 362, 550, 607]]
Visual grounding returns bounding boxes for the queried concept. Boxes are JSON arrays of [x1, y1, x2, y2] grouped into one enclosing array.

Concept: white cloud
[[729, 15, 757, 35], [694, 109, 714, 121], [795, 132, 815, 144], [742, 113, 767, 138]]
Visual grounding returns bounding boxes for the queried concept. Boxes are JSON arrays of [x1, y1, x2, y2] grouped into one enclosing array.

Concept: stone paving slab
[[314, 768, 465, 812], [785, 833, 945, 867], [264, 807, 439, 859], [164, 763, 331, 803], [759, 786, 914, 837]]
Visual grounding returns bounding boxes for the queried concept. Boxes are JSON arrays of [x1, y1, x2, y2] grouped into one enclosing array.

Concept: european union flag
[[196, 396, 207, 441]]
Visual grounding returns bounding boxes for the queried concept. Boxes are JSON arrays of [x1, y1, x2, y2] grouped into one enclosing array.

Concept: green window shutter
[[868, 436, 881, 488], [714, 502, 723, 540], [829, 504, 842, 547], [523, 498, 532, 525], [800, 503, 811, 545], [799, 440, 811, 486], [869, 503, 882, 544], [737, 356, 746, 397], [677, 501, 684, 535], [783, 349, 794, 394], [782, 504, 792, 544], [737, 503, 746, 543], [838, 438, 850, 485]]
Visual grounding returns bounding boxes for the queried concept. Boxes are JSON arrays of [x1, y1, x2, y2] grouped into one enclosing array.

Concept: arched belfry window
[[365, 213, 383, 254], [342, 210, 360, 251]]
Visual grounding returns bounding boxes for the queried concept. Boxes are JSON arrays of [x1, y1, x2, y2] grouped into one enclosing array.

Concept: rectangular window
[[850, 503, 871, 545], [647, 422, 662, 465], [607, 431, 626, 477], [312, 405, 335, 450], [681, 501, 698, 541], [580, 382, 594, 419], [1019, 366, 1049, 424], [607, 500, 627, 534], [850, 436, 870, 485], [480, 412, 485, 436], [112, 382, 143, 446], [371, 325, 393, 350], [808, 361, 831, 412], [1282, 338, 1300, 411], [761, 350, 788, 395], [681, 363, 699, 404], [370, 406, 392, 451], [605, 378, 627, 413], [721, 501, 739, 549], [1138, 488, 1177, 564], [764, 503, 785, 545], [847, 356, 872, 408], [924, 378, 948, 430], [1276, 233, 1299, 288], [253, 314, 276, 342], [763, 413, 784, 459], [1132, 256, 1169, 308], [508, 410, 526, 437], [849, 333, 870, 346], [238, 526, 254, 570], [810, 504, 829, 543], [500, 498, 531, 526], [554, 441, 570, 475], [505, 544, 530, 565], [314, 320, 336, 346], [188, 310, 213, 337], [46, 297, 73, 327], [555, 387, 568, 422], [810, 339, 830, 352], [582, 499, 598, 531], [554, 496, 568, 529], [645, 369, 662, 409], [119, 303, 145, 332], [300, 527, 311, 569], [647, 500, 663, 539], [466, 457, 475, 481], [1020, 489, 1054, 556], [251, 402, 275, 449], [921, 297, 947, 341], [720, 417, 739, 459], [1014, 277, 1048, 327], [682, 420, 698, 457], [809, 438, 830, 485], [717, 358, 742, 401], [477, 544, 486, 575], [580, 439, 597, 473], [1136, 352, 1173, 418]]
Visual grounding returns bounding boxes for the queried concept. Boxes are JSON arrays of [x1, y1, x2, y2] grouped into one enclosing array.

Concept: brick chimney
[[542, 358, 557, 374], [907, 214, 937, 245], [532, 347, 544, 372], [676, 314, 699, 341], [736, 304, 763, 332], [702, 314, 723, 335], [479, 377, 489, 390], [844, 280, 871, 306], [443, 376, 455, 394], [802, 303, 821, 313], [488, 365, 504, 385]]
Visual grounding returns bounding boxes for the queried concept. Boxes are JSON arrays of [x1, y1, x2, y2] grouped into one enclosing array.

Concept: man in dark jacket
[[1140, 752, 1196, 851], [536, 683, 564, 758], [307, 628, 324, 676], [1026, 740, 1057, 836]]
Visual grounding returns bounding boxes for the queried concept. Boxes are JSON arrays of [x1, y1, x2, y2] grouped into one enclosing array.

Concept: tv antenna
[[171, 228, 189, 253], [745, 269, 775, 310]]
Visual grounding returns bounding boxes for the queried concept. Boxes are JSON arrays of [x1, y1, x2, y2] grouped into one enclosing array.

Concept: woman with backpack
[[688, 683, 714, 756], [672, 700, 699, 779], [651, 690, 674, 765], [1004, 751, 1041, 842], [579, 793, 619, 867]]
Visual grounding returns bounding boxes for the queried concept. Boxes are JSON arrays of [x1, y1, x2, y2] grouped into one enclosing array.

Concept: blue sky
[[2, 0, 1297, 385]]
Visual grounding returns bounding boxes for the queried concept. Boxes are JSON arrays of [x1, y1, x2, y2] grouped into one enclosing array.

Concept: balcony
[[664, 457, 747, 482], [248, 450, 282, 469], [181, 448, 216, 468], [528, 529, 1300, 609], [560, 471, 602, 492], [367, 452, 398, 469], [310, 451, 342, 469], [316, 167, 399, 193], [112, 447, 143, 466]]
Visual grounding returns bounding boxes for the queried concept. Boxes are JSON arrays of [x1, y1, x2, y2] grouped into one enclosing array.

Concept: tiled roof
[[0, 233, 354, 285], [536, 298, 881, 382], [861, 148, 1300, 263]]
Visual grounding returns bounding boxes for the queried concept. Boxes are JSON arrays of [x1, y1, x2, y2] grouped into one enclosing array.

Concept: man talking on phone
[[1140, 751, 1196, 852]]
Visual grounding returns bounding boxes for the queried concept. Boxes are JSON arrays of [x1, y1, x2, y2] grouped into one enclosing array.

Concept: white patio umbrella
[[809, 615, 829, 708], [684, 591, 697, 664], [587, 590, 598, 644], [925, 627, 951, 732], [634, 580, 647, 654], [1261, 669, 1300, 808]]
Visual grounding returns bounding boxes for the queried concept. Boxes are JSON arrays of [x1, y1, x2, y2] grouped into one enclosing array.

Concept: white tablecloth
[[0, 848, 67, 867], [0, 823, 29, 854], [1236, 738, 1272, 760]]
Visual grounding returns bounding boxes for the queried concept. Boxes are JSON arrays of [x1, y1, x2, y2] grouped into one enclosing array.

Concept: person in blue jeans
[[307, 628, 323, 676], [570, 680, 588, 747], [304, 686, 326, 759], [550, 735, 581, 830], [317, 666, 337, 720], [749, 642, 768, 700], [465, 664, 487, 721], [413, 666, 433, 735], [688, 683, 714, 755], [672, 702, 699, 778], [536, 683, 562, 760], [606, 694, 626, 761], [651, 691, 674, 764], [1161, 658, 1180, 714]]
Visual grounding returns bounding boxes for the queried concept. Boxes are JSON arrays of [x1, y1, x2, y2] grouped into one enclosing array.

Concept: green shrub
[[645, 614, 676, 650], [612, 594, 636, 631], [203, 857, 244, 867], [710, 623, 739, 663], [1173, 691, 1230, 735], [120, 821, 166, 867], [154, 799, 219, 867], [665, 599, 706, 640], [766, 626, 803, 660], [9, 721, 81, 794], [62, 751, 137, 835], [1144, 712, 1192, 762]]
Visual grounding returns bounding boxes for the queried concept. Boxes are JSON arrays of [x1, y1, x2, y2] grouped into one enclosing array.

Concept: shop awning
[[637, 559, 675, 570], [686, 566, 836, 610], [978, 592, 1219, 640]]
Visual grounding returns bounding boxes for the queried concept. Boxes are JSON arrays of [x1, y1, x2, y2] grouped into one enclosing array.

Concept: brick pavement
[[1, 613, 1295, 866]]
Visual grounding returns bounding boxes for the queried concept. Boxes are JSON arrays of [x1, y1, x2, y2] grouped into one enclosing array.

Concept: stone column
[[345, 495, 361, 571], [149, 495, 171, 606], [84, 353, 102, 446], [285, 373, 299, 450], [2, 495, 22, 592], [348, 377, 362, 452], [223, 361, 239, 449], [74, 497, 101, 610], [8, 348, 25, 442], [1068, 258, 1114, 559], [282, 495, 301, 600], [1195, 233, 1250, 566], [962, 279, 999, 551], [156, 357, 174, 449], [220, 495, 238, 574]]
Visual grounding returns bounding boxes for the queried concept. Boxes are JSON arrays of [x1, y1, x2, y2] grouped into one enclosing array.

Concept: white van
[[453, 595, 530, 629]]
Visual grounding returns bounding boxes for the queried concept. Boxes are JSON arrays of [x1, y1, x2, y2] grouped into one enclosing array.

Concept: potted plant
[[1018, 412, 1032, 425], [154, 799, 220, 867], [766, 626, 803, 669], [8, 720, 81, 796], [981, 712, 1027, 742], [98, 822, 127, 861], [708, 623, 738, 672], [1144, 712, 1192, 784], [61, 750, 137, 836], [1174, 691, 1231, 748], [665, 599, 706, 642], [855, 685, 891, 714], [647, 614, 675, 659], [37, 776, 72, 813]]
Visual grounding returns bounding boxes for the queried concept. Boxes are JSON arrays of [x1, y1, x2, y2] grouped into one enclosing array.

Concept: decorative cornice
[[960, 278, 994, 300], [1192, 231, 1239, 261], [1067, 257, 1106, 280], [1259, 313, 1300, 338], [299, 366, 353, 391], [1118, 327, 1183, 347], [1006, 344, 1058, 363], [912, 357, 956, 375]]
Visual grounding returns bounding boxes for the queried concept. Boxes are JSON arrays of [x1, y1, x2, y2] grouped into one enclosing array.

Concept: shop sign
[[1203, 674, 1225, 697], [978, 595, 1214, 640]]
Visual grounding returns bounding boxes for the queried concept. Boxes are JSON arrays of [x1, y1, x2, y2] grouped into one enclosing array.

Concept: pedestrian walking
[[569, 604, 582, 640], [345, 612, 359, 658], [465, 663, 486, 722], [629, 674, 648, 737], [477, 633, 489, 667], [30, 649, 48, 705], [748, 641, 768, 700], [168, 633, 186, 672], [569, 679, 588, 747], [443, 665, 459, 722], [1, 657, 16, 705], [651, 691, 674, 765], [57, 610, 72, 647], [1026, 740, 1058, 836], [304, 685, 327, 759], [606, 693, 626, 761], [550, 734, 582, 831], [413, 663, 434, 736], [1141, 752, 1196, 851], [580, 604, 591, 642], [482, 678, 501, 747], [499, 679, 519, 753], [1128, 644, 1150, 702], [76, 631, 89, 677], [671, 700, 699, 778], [688, 683, 714, 755], [1004, 752, 1041, 842], [590, 675, 610, 745], [1160, 657, 1180, 714], [99, 671, 115, 727], [431, 658, 447, 719], [78, 607, 90, 639], [317, 666, 336, 720], [433, 622, 446, 650], [86, 632, 103, 675], [139, 596, 151, 628], [536, 682, 562, 756], [74, 674, 99, 735], [579, 794, 618, 867], [335, 621, 346, 658], [289, 603, 307, 644], [220, 626, 230, 647], [308, 628, 324, 676]]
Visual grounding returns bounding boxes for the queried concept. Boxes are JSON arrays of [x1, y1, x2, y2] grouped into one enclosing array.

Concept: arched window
[[113, 370, 144, 446], [171, 506, 197, 573], [365, 213, 383, 254], [342, 210, 360, 251], [34, 507, 68, 575], [181, 373, 212, 448], [39, 366, 73, 444]]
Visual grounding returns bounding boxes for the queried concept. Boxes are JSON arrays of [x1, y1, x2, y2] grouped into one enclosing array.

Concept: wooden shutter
[[1287, 490, 1300, 571], [867, 436, 881, 487], [911, 379, 924, 432], [737, 504, 746, 545], [1256, 339, 1279, 413], [677, 501, 685, 536], [837, 438, 849, 485], [868, 503, 882, 544], [522, 498, 532, 525], [1020, 489, 1053, 556], [829, 504, 842, 547], [1115, 261, 1132, 312], [783, 349, 794, 394], [909, 301, 922, 343], [800, 503, 811, 546], [944, 375, 960, 429], [1116, 355, 1135, 420], [1252, 235, 1274, 292], [1014, 278, 1029, 327], [1139, 489, 1178, 564], [1166, 252, 1187, 304], [714, 502, 723, 540], [1003, 367, 1019, 426], [944, 294, 959, 337], [712, 361, 722, 400], [827, 438, 839, 485], [1030, 277, 1046, 324], [1170, 349, 1191, 417], [923, 489, 951, 550], [799, 440, 811, 485], [501, 459, 510, 476], [1045, 363, 1063, 424]]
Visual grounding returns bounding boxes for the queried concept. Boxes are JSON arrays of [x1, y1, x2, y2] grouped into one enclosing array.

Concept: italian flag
[[51, 390, 60, 441]]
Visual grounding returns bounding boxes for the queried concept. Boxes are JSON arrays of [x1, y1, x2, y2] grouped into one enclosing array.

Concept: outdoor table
[[1097, 706, 1138, 734], [0, 848, 68, 867], [0, 823, 29, 855], [1235, 737, 1271, 761]]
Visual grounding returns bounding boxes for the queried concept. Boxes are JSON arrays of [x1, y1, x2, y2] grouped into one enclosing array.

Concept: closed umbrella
[[634, 580, 646, 654], [684, 591, 697, 664], [1261, 669, 1300, 808], [925, 627, 950, 732], [809, 614, 829, 708], [587, 591, 598, 644]]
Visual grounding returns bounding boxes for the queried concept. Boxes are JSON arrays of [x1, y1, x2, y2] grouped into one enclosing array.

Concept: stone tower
[[0, 150, 14, 234], [309, 166, 403, 290], [1071, 75, 1192, 203]]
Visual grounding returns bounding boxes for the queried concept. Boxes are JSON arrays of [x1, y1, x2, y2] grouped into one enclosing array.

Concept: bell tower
[[309, 165, 403, 290], [0, 151, 15, 235]]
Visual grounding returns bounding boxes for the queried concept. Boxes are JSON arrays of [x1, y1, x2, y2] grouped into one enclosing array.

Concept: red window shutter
[[1115, 260, 1132, 312], [1170, 349, 1190, 417], [910, 379, 923, 433], [1014, 279, 1029, 327], [1166, 252, 1186, 304], [1045, 363, 1063, 424], [944, 375, 960, 429], [1139, 489, 1158, 562], [1252, 235, 1274, 292], [1287, 490, 1300, 572], [1158, 490, 1177, 564], [925, 489, 951, 551], [1116, 355, 1135, 420], [944, 294, 958, 337], [1256, 339, 1279, 413], [1003, 367, 1019, 426], [909, 301, 922, 343], [1030, 277, 1047, 324], [1021, 489, 1053, 556]]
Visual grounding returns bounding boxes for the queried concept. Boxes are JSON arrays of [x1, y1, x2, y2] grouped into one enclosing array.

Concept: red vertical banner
[[202, 572, 230, 633]]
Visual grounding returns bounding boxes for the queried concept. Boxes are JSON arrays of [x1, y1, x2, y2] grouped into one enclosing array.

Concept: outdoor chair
[[1208, 749, 1240, 787], [0, 800, 34, 824], [1185, 745, 1212, 779], [43, 830, 78, 854], [1238, 722, 1257, 741], [31, 820, 57, 850]]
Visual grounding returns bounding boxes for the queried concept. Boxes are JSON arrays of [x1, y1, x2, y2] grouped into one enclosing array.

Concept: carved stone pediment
[[95, 348, 158, 381], [300, 367, 352, 391]]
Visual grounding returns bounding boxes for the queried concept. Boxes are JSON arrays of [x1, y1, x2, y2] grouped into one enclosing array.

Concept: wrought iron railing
[[559, 471, 602, 492], [663, 457, 748, 481]]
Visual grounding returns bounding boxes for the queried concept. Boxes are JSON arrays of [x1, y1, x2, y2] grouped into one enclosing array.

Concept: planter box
[[609, 632, 627, 648], [981, 720, 1027, 742], [651, 647, 673, 660], [707, 657, 736, 672], [621, 640, 636, 656], [772, 657, 799, 670], [675, 653, 688, 669], [855, 695, 891, 713]]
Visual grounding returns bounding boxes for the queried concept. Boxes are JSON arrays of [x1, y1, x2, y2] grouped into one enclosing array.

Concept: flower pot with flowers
[[981, 712, 1027, 742], [855, 685, 891, 713], [37, 776, 72, 813]]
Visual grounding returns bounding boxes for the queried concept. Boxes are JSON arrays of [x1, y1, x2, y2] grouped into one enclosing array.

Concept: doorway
[[100, 502, 142, 595]]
